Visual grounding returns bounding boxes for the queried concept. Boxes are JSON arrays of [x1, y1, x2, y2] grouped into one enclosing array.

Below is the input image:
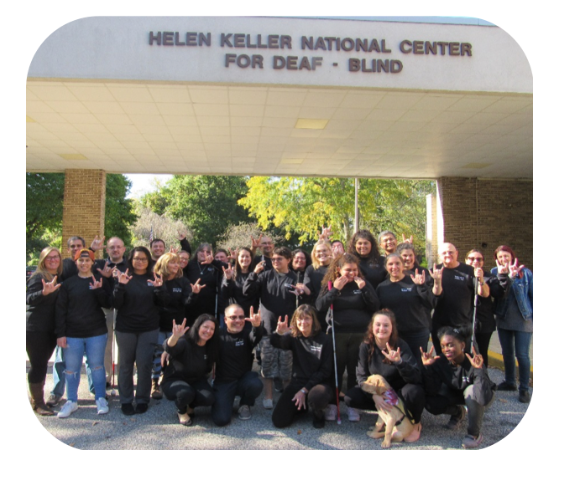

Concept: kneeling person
[[212, 305, 264, 426]]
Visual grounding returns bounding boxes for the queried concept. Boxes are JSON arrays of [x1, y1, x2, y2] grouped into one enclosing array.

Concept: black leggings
[[26, 331, 57, 384], [272, 382, 333, 428], [162, 378, 215, 414]]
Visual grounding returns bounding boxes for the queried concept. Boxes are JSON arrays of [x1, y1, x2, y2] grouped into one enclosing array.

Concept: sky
[[126, 174, 173, 198]]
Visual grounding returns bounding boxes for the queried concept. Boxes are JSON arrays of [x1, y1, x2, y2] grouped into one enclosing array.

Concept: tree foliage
[[238, 176, 434, 254], [140, 175, 250, 250], [217, 222, 283, 253], [130, 204, 191, 250]]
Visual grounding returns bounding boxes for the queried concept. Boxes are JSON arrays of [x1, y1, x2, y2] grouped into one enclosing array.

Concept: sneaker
[[135, 403, 148, 414], [445, 406, 466, 430], [238, 405, 252, 420], [324, 404, 337, 421], [46, 394, 62, 407], [121, 403, 135, 416], [273, 378, 283, 393], [462, 433, 484, 449], [497, 381, 518, 391], [57, 400, 78, 419], [519, 389, 531, 403], [347, 407, 361, 422], [263, 398, 274, 410], [96, 397, 109, 415], [178, 411, 193, 426]]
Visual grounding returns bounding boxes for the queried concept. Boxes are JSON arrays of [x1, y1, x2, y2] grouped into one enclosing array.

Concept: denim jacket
[[491, 267, 533, 322]]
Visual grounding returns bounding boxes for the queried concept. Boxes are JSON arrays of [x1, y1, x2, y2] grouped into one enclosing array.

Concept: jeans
[[50, 346, 66, 397], [64, 334, 108, 402], [497, 328, 532, 391], [163, 378, 215, 413], [116, 329, 158, 405], [212, 371, 263, 426], [152, 330, 172, 380]]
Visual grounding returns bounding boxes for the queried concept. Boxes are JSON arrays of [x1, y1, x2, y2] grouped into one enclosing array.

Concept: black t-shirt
[[113, 274, 164, 333], [431, 262, 475, 330], [216, 325, 263, 382]]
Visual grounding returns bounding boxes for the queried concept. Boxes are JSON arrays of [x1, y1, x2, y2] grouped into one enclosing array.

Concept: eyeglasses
[[271, 257, 285, 262], [227, 315, 245, 320], [133, 257, 148, 262], [46, 255, 60, 261], [467, 257, 483, 262]]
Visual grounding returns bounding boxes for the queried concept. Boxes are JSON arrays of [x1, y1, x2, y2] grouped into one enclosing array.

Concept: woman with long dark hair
[[348, 229, 387, 289], [344, 309, 424, 442], [113, 246, 165, 416], [220, 246, 259, 321], [491, 245, 532, 403], [26, 247, 62, 416], [162, 314, 219, 426], [316, 252, 379, 421]]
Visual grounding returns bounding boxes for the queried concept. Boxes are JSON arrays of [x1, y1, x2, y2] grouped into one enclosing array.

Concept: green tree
[[140, 175, 251, 249], [104, 174, 137, 248]]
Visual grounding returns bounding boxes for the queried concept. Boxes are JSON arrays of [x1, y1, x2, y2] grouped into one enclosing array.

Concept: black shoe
[[519, 389, 531, 403], [313, 411, 325, 429], [497, 381, 517, 391], [121, 403, 135, 416], [135, 403, 148, 414], [445, 406, 466, 430], [106, 382, 112, 390], [274, 378, 283, 393]]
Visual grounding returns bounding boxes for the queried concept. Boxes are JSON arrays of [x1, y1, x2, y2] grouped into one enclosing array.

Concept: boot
[[29, 381, 56, 416], [151, 378, 163, 400]]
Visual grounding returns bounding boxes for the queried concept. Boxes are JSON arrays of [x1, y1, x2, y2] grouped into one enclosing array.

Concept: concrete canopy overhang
[[26, 16, 532, 179]]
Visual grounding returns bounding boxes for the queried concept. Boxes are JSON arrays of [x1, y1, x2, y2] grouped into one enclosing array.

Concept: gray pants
[[115, 329, 158, 405], [102, 308, 116, 382]]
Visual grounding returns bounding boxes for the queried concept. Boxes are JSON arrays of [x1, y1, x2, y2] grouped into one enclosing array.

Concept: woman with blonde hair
[[26, 247, 63, 415], [303, 240, 333, 330]]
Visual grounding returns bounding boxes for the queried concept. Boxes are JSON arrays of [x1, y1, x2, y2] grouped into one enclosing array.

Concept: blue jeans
[[152, 330, 172, 379], [64, 334, 108, 402], [497, 328, 532, 391], [211, 371, 263, 426]]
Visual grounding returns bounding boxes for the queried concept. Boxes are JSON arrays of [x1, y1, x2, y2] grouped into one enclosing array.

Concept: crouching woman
[[162, 314, 219, 426], [271, 305, 334, 429], [421, 324, 496, 449]]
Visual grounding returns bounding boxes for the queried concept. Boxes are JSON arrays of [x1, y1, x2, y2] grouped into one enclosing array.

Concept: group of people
[[26, 228, 533, 449]]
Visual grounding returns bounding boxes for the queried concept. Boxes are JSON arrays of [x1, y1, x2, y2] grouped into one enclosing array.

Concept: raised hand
[[191, 278, 206, 294], [276, 315, 290, 335], [402, 234, 414, 244], [292, 389, 307, 411], [245, 306, 262, 328], [381, 343, 402, 364], [97, 264, 114, 278], [229, 249, 238, 261], [89, 275, 103, 290], [355, 277, 366, 290], [290, 283, 310, 296], [169, 245, 179, 254], [254, 260, 265, 274], [41, 276, 61, 296], [496, 258, 510, 275], [251, 234, 263, 251], [509, 258, 525, 278], [333, 275, 349, 290], [318, 225, 333, 240], [430, 264, 443, 283], [474, 267, 484, 283], [200, 252, 214, 265], [420, 345, 440, 366], [410, 268, 426, 285], [148, 272, 163, 287], [466, 346, 484, 369], [172, 318, 190, 340], [90, 235, 105, 252], [222, 264, 234, 280], [118, 270, 133, 285]]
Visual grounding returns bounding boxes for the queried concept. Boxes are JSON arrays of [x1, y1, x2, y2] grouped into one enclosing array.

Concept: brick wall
[[61, 169, 106, 258], [437, 177, 533, 272]]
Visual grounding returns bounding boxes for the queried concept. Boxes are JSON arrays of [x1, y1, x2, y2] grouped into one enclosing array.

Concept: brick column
[[61, 169, 106, 258], [437, 177, 533, 271]]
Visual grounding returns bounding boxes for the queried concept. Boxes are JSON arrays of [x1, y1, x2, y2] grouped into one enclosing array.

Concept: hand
[[200, 252, 214, 265], [290, 283, 310, 296], [474, 267, 484, 283], [402, 234, 414, 244], [430, 264, 443, 283], [372, 394, 393, 413], [90, 235, 105, 252], [112, 267, 119, 278], [191, 278, 206, 294], [89, 275, 103, 290], [318, 225, 333, 240], [496, 258, 510, 275], [97, 264, 114, 278], [245, 306, 261, 328], [292, 390, 307, 410], [169, 245, 179, 254], [355, 277, 366, 290], [229, 249, 238, 261], [276, 315, 290, 335], [333, 275, 349, 290], [420, 345, 440, 366], [509, 258, 525, 278], [177, 231, 186, 241], [254, 260, 265, 274], [41, 276, 61, 296], [118, 270, 133, 285], [251, 234, 263, 251], [172, 318, 190, 340], [410, 268, 426, 285], [222, 265, 234, 280], [57, 337, 67, 349], [466, 346, 484, 369], [381, 343, 402, 364], [148, 272, 163, 287], [160, 351, 170, 368]]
